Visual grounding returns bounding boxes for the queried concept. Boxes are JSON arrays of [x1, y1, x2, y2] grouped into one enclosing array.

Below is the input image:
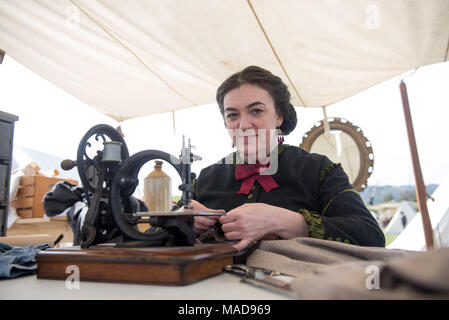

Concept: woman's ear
[[277, 113, 284, 128]]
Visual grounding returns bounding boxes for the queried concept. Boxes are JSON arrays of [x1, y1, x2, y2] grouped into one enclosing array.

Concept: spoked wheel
[[77, 124, 129, 245], [77, 124, 129, 195]]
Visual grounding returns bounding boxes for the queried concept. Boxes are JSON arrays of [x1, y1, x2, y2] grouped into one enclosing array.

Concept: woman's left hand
[[219, 203, 309, 251]]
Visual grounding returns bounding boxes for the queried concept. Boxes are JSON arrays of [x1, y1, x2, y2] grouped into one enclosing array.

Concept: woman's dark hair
[[216, 65, 297, 135]]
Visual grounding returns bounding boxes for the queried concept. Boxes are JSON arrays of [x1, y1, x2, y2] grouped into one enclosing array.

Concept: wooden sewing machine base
[[36, 243, 237, 285]]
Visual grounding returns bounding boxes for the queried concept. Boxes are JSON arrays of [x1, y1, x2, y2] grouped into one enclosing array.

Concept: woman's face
[[223, 83, 283, 162]]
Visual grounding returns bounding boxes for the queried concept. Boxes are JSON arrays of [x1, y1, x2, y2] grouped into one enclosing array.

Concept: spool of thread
[[144, 161, 172, 212], [102, 141, 122, 162]]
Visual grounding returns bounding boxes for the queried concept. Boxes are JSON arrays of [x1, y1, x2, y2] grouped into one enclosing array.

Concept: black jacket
[[194, 144, 385, 247]]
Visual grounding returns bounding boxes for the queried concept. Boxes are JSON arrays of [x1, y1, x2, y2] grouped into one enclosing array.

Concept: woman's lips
[[243, 136, 257, 144], [233, 135, 259, 148]]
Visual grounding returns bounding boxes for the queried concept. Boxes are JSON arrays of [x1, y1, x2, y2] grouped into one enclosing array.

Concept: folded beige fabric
[[246, 237, 449, 299]]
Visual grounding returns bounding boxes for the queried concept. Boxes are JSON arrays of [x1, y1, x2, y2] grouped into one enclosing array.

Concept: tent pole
[[399, 80, 434, 250]]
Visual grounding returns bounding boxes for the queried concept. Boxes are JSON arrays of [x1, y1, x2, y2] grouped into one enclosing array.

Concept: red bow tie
[[235, 162, 279, 195]]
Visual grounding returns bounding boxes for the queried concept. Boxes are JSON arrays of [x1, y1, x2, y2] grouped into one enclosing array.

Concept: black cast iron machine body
[[61, 124, 223, 249]]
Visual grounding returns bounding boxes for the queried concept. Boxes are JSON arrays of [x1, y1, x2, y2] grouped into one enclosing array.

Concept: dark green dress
[[193, 144, 385, 247]]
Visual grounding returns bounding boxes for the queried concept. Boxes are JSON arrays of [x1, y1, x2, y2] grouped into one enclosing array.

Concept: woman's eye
[[227, 113, 238, 120], [251, 108, 263, 115]]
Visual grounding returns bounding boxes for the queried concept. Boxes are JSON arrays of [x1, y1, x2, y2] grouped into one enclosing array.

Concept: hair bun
[[279, 103, 297, 135]]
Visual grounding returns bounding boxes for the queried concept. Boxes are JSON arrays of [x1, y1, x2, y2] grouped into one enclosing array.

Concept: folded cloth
[[0, 242, 51, 279], [247, 237, 449, 299]]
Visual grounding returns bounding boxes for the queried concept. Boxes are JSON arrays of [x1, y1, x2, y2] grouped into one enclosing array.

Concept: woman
[[190, 66, 385, 251]]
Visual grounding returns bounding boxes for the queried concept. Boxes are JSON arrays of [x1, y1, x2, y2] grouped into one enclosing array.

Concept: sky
[[1, 55, 449, 196]]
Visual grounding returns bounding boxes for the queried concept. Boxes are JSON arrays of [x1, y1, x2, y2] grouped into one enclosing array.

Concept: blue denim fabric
[[0, 242, 51, 279]]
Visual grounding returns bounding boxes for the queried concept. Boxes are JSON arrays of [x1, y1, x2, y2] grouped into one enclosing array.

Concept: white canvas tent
[[383, 201, 417, 235], [388, 174, 449, 250], [0, 0, 448, 121], [12, 145, 79, 181]]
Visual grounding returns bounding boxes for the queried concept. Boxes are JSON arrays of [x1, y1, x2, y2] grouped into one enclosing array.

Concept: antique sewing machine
[[59, 124, 225, 249], [36, 124, 238, 285]]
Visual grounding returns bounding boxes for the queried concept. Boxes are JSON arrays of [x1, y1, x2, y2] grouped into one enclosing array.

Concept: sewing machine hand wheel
[[76, 124, 129, 247], [77, 124, 129, 195]]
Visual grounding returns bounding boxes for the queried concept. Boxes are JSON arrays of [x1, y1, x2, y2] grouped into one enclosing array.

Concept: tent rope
[[172, 111, 176, 136]]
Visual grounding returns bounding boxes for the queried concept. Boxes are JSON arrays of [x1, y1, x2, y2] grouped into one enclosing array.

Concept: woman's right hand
[[184, 200, 225, 233]]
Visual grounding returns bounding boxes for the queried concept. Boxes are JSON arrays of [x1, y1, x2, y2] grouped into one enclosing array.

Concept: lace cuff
[[299, 209, 325, 240]]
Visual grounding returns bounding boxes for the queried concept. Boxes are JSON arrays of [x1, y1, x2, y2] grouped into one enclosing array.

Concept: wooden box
[[11, 176, 78, 218], [7, 216, 73, 245], [36, 243, 237, 285]]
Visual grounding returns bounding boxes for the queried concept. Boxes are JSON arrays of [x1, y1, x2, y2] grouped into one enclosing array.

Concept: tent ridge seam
[[246, 0, 307, 106]]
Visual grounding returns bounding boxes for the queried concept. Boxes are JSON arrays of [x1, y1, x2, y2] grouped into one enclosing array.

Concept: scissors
[[222, 265, 291, 291]]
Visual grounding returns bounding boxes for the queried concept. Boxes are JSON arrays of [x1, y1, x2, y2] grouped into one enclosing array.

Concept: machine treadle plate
[[36, 243, 236, 285]]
